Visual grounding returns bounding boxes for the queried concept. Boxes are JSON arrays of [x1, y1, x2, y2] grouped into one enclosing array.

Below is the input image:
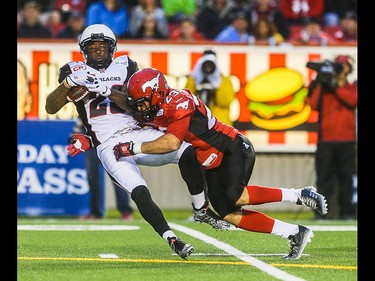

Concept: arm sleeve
[[58, 63, 72, 83]]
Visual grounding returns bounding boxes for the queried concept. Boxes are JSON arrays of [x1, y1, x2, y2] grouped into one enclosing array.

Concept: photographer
[[306, 55, 357, 220], [185, 49, 236, 126]]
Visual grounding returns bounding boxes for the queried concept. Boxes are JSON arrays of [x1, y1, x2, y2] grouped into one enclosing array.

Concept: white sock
[[162, 230, 177, 242], [281, 188, 301, 203], [271, 219, 299, 239], [191, 191, 206, 209]]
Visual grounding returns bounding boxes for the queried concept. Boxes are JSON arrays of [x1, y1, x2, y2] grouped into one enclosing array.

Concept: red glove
[[67, 133, 92, 157], [113, 142, 135, 160]]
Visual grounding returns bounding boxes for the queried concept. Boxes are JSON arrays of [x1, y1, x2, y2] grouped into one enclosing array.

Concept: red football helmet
[[126, 68, 170, 122]]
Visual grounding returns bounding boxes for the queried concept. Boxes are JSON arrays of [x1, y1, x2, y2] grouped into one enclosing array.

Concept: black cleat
[[193, 202, 230, 230], [283, 225, 314, 260], [168, 237, 194, 260], [296, 186, 328, 215]]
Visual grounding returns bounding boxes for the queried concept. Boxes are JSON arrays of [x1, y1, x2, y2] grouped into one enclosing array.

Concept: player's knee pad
[[131, 185, 151, 203]]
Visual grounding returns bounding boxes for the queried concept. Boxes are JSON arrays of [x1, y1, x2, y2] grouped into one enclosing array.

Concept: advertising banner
[[17, 120, 104, 216], [17, 42, 357, 152]]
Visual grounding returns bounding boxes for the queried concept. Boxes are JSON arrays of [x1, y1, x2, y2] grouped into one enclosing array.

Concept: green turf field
[[17, 210, 357, 281]]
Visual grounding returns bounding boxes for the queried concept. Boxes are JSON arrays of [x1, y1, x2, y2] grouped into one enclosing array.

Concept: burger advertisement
[[245, 67, 311, 131]]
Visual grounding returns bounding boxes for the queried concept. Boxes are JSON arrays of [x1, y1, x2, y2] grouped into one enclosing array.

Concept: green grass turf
[[17, 211, 358, 281], [105, 208, 316, 220]]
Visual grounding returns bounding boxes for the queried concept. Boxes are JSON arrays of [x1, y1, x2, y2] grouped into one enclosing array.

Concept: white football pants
[[96, 126, 190, 193]]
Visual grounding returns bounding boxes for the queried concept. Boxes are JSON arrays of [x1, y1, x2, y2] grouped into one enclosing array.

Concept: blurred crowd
[[17, 0, 357, 45]]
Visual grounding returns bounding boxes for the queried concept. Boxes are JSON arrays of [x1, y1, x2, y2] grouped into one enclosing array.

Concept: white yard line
[[17, 225, 140, 231], [308, 225, 357, 231], [190, 253, 306, 257], [228, 224, 357, 231], [99, 254, 120, 259], [169, 222, 306, 281]]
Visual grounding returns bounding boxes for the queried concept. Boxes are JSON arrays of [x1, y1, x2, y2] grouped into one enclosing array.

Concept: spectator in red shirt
[[169, 16, 205, 41], [289, 18, 333, 45], [306, 55, 357, 220], [279, 0, 325, 25]]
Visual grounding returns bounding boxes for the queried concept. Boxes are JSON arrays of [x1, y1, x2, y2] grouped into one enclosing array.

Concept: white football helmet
[[79, 24, 117, 69]]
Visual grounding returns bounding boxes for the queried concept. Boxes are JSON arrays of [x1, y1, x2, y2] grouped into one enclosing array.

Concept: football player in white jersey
[[45, 24, 229, 260]]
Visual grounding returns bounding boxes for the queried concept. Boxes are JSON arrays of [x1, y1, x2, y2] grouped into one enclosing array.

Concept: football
[[67, 86, 89, 102]]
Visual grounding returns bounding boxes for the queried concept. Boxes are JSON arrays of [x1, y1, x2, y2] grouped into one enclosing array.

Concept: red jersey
[[307, 82, 357, 142], [143, 88, 238, 169]]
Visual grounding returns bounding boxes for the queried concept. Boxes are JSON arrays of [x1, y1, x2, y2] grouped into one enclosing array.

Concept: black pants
[[315, 142, 357, 219], [205, 134, 255, 217]]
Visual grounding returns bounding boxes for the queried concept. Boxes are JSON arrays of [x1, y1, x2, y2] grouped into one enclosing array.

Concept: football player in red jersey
[[45, 24, 230, 260], [113, 68, 329, 260]]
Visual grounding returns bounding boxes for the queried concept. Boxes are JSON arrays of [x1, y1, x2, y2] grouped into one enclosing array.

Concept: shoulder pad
[[68, 61, 89, 72], [58, 63, 72, 83], [58, 61, 88, 83]]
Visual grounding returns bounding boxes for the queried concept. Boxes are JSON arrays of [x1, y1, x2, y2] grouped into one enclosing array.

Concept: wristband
[[133, 142, 142, 154], [63, 78, 72, 89], [86, 135, 94, 148]]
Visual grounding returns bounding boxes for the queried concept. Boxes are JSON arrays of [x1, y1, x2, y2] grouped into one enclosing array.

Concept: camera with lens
[[306, 59, 343, 91], [195, 60, 217, 106], [201, 60, 216, 75]]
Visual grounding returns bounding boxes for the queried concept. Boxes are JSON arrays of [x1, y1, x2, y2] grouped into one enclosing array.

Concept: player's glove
[[63, 72, 87, 88], [113, 141, 143, 160], [67, 133, 93, 157], [85, 73, 111, 97]]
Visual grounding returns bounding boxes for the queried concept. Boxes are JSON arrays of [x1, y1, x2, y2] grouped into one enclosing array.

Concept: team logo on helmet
[[142, 73, 160, 93]]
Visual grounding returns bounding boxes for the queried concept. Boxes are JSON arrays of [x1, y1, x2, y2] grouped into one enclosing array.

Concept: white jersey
[[65, 56, 192, 192], [67, 56, 139, 144]]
